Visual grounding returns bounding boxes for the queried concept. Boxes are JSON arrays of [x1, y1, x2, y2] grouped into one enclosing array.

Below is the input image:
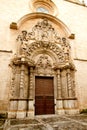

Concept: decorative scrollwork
[[16, 19, 71, 62], [16, 19, 70, 46]]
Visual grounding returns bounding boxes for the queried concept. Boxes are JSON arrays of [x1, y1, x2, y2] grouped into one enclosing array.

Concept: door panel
[[35, 76, 55, 115]]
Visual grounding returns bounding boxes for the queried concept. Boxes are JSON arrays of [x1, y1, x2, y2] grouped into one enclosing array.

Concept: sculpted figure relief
[[14, 19, 74, 72], [16, 19, 71, 63]]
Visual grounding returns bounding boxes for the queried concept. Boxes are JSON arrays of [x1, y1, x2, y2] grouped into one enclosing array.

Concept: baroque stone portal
[[8, 18, 78, 118]]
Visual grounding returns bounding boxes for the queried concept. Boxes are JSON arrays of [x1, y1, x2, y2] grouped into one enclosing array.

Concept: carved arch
[[31, 49, 59, 64], [10, 13, 72, 38], [25, 41, 65, 63]]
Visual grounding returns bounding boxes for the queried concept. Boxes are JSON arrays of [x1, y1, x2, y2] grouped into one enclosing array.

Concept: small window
[[29, 0, 58, 16], [36, 7, 49, 14]]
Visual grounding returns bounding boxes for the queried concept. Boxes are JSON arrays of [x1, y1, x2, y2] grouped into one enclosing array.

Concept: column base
[[27, 111, 34, 117], [56, 99, 65, 115], [27, 99, 34, 117], [56, 98, 79, 115], [16, 111, 27, 118], [56, 109, 65, 115], [8, 100, 18, 119], [63, 99, 78, 109], [65, 109, 79, 115], [16, 100, 27, 118], [8, 111, 16, 119]]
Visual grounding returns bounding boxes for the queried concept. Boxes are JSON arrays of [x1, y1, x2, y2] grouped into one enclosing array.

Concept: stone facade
[[0, 0, 87, 118]]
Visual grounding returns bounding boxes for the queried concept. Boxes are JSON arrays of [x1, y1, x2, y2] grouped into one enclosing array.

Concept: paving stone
[[53, 122, 87, 130], [10, 119, 39, 125], [42, 116, 69, 123], [67, 114, 87, 123], [4, 115, 87, 130]]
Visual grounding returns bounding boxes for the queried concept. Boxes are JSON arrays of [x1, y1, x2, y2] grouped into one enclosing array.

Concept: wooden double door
[[35, 76, 55, 115]]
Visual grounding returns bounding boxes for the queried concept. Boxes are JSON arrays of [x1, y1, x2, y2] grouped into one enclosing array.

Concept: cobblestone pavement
[[3, 114, 87, 130]]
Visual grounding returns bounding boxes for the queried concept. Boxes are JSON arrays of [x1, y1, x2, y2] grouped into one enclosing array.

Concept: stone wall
[[0, 0, 87, 112]]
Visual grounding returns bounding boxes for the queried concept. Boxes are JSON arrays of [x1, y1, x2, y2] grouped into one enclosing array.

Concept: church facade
[[0, 0, 87, 118]]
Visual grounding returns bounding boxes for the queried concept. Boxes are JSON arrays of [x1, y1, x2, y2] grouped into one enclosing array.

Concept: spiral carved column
[[57, 69, 61, 99], [17, 64, 27, 118], [29, 67, 34, 99], [27, 66, 34, 117], [67, 69, 72, 97]]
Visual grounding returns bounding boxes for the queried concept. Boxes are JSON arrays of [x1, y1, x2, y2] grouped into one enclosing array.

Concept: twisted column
[[67, 69, 72, 97], [29, 67, 34, 99], [57, 69, 61, 98], [19, 64, 25, 98]]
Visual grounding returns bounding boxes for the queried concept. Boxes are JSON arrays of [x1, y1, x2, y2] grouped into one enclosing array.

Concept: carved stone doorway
[[35, 76, 55, 115]]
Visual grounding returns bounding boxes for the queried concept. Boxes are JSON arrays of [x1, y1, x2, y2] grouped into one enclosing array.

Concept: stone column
[[61, 69, 68, 112], [19, 65, 25, 98], [57, 69, 61, 98], [72, 71, 76, 97], [67, 69, 72, 97], [29, 67, 34, 99], [56, 69, 64, 115], [17, 64, 27, 118], [27, 67, 34, 117], [64, 69, 78, 114], [61, 70, 68, 98]]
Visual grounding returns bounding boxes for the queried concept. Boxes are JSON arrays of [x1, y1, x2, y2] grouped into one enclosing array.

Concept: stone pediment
[[16, 19, 70, 44], [16, 19, 71, 63]]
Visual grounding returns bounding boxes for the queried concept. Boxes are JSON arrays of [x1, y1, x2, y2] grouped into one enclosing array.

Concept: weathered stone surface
[[3, 115, 87, 130], [0, 0, 87, 115]]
